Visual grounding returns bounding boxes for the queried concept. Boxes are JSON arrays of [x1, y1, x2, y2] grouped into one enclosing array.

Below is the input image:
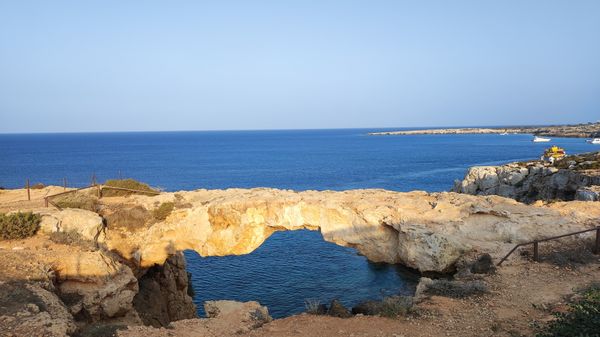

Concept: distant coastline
[[369, 122, 600, 138]]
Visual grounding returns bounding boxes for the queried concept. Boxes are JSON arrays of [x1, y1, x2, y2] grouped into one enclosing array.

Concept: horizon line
[[0, 121, 595, 135]]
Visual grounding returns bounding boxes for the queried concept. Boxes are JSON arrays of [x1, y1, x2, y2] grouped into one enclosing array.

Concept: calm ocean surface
[[0, 129, 597, 317]]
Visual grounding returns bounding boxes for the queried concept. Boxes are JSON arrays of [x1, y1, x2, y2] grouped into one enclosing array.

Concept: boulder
[[40, 208, 105, 242], [204, 300, 272, 326], [470, 254, 496, 274], [575, 186, 600, 201]]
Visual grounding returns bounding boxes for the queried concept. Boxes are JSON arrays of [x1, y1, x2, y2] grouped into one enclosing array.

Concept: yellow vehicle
[[540, 146, 566, 163]]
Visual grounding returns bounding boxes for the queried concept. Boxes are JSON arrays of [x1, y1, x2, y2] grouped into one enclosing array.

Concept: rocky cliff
[[453, 152, 600, 203]]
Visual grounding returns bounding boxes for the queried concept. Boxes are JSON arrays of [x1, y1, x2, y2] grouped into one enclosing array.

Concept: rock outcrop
[[133, 253, 197, 327], [453, 152, 600, 203]]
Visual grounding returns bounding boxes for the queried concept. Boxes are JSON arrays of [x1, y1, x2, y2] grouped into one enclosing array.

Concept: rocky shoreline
[[453, 151, 600, 203], [368, 122, 600, 138], [1, 155, 600, 336]]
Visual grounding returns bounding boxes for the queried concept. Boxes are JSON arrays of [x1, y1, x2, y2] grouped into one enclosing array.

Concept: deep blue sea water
[[0, 129, 597, 317]]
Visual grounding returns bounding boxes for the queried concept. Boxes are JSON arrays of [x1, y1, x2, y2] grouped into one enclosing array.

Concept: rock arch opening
[[183, 229, 419, 318]]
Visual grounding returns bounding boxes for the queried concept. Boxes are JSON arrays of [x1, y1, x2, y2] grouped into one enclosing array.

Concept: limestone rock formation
[[39, 208, 106, 242], [97, 188, 599, 273], [453, 154, 600, 202], [51, 249, 139, 322]]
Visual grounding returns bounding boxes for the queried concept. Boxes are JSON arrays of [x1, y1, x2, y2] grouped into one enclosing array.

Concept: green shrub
[[0, 212, 41, 240], [537, 284, 600, 337], [102, 179, 158, 197], [153, 202, 174, 221], [30, 183, 45, 189], [53, 192, 100, 212]]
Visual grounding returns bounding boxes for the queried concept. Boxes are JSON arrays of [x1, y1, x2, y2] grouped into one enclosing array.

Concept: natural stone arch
[[98, 188, 597, 273]]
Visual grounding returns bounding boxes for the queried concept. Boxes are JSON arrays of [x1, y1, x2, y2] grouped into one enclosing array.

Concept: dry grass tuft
[[52, 192, 100, 212], [102, 179, 159, 197], [104, 206, 151, 231]]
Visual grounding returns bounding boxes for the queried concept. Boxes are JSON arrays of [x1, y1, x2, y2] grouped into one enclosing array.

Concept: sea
[[0, 128, 597, 317]]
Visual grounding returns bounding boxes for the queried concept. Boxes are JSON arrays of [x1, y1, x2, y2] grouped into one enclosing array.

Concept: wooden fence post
[[63, 177, 67, 190], [26, 178, 30, 201]]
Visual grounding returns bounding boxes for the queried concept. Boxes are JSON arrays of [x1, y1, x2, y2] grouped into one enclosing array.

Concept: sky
[[0, 1, 599, 133]]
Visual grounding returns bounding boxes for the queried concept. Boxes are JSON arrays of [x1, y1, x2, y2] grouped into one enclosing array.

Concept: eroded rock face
[[133, 253, 197, 327], [99, 188, 599, 273], [453, 162, 600, 203], [54, 250, 139, 322], [0, 281, 77, 337]]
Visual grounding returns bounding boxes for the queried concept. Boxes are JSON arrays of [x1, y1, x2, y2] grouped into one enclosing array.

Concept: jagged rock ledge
[[453, 151, 600, 203]]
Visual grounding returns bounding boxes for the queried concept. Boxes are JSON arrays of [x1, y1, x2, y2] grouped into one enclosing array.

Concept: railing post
[[26, 178, 30, 201], [533, 241, 539, 262], [97, 185, 101, 198], [63, 177, 67, 191], [594, 228, 600, 255]]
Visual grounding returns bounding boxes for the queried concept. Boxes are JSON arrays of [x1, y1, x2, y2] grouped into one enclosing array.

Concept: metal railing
[[497, 226, 600, 266]]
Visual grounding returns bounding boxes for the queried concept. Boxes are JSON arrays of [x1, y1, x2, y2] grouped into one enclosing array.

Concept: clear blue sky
[[1, 1, 599, 133]]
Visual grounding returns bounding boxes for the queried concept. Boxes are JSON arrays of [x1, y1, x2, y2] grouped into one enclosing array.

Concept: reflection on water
[[185, 230, 420, 318]]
